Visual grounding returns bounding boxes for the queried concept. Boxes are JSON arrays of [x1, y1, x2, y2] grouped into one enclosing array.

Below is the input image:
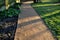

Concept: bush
[[0, 4, 20, 21]]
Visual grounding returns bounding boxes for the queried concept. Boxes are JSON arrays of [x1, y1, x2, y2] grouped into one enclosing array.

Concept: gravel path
[[14, 2, 55, 40]]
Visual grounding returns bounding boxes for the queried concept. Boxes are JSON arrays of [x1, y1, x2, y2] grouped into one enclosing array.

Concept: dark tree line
[[59, 0, 60, 3], [34, 0, 41, 3], [34, 0, 38, 3]]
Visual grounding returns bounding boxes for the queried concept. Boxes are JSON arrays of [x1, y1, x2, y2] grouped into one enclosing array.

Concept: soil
[[0, 16, 18, 40]]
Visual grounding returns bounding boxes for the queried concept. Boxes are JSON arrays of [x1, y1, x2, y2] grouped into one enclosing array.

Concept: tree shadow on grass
[[32, 3, 60, 40]]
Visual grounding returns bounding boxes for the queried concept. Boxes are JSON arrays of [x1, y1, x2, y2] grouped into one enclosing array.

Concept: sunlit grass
[[32, 3, 60, 7], [42, 10, 60, 18], [32, 3, 60, 40]]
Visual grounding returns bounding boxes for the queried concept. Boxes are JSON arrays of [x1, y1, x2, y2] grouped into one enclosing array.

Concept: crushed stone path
[[14, 3, 55, 40]]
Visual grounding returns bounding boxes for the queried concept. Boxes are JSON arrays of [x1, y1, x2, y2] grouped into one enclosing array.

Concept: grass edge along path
[[32, 3, 60, 40]]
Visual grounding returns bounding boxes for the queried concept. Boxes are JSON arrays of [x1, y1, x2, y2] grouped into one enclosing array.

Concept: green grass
[[32, 3, 60, 40]]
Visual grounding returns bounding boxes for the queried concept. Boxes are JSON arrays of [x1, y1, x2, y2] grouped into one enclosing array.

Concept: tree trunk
[[34, 0, 36, 3], [5, 0, 9, 10]]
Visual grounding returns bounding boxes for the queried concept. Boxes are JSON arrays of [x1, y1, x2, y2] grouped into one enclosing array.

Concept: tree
[[34, 0, 39, 3], [34, 0, 36, 3], [5, 0, 9, 10], [59, 0, 60, 2]]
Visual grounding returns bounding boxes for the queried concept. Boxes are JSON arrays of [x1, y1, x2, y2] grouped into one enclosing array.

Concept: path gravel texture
[[14, 3, 55, 40]]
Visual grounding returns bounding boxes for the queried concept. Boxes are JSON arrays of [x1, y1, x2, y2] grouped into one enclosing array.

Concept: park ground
[[32, 2, 60, 40]]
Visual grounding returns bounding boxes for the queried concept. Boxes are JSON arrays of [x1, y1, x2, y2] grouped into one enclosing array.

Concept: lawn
[[32, 3, 60, 40]]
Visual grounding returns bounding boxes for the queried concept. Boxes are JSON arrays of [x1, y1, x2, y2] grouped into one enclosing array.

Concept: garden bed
[[0, 3, 20, 40]]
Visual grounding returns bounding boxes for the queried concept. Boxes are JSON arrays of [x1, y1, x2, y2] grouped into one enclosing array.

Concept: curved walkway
[[14, 3, 55, 40]]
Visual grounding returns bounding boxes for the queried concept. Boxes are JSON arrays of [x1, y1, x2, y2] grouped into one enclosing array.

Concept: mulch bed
[[0, 16, 18, 40]]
